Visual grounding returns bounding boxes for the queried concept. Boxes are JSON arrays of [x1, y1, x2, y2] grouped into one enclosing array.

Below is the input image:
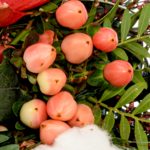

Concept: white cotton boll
[[32, 124, 122, 150]]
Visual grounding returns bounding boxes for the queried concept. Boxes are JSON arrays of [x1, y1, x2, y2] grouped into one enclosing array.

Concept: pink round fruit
[[0, 125, 8, 131], [61, 33, 93, 64], [92, 27, 118, 52], [56, 1, 88, 29], [40, 119, 70, 145], [23, 43, 56, 73], [103, 60, 133, 87], [47, 91, 77, 121], [0, 45, 14, 64], [37, 68, 67, 95], [67, 104, 94, 127], [20, 99, 48, 129], [38, 30, 57, 45]]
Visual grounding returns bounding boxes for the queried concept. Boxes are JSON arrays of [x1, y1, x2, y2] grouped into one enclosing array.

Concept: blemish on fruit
[[57, 113, 61, 117], [34, 108, 38, 111], [51, 48, 55, 51], [40, 63, 44, 67], [111, 38, 114, 42], [41, 124, 46, 128], [86, 41, 90, 45], [90, 128, 93, 131], [30, 122, 32, 127], [81, 122, 85, 125], [55, 79, 59, 83], [76, 118, 80, 121], [78, 10, 82, 13], [128, 69, 132, 73]]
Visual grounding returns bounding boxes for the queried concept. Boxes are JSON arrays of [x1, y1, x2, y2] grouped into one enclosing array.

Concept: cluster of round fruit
[[19, 94, 94, 145]]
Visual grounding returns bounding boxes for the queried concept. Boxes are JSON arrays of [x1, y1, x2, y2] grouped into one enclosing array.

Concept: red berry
[[103, 60, 133, 87], [92, 27, 118, 52]]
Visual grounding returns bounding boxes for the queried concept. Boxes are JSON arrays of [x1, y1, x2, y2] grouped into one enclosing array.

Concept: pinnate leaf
[[115, 82, 147, 108], [132, 93, 150, 115], [120, 115, 130, 140], [102, 111, 115, 132], [135, 120, 148, 150], [121, 9, 131, 42], [138, 3, 150, 36]]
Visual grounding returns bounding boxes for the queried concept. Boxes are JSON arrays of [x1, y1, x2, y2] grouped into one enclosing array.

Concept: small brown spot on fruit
[[90, 128, 93, 131], [51, 48, 55, 51], [40, 63, 44, 67], [76, 118, 80, 121], [55, 79, 59, 83], [81, 122, 85, 125], [34, 108, 38, 111], [111, 38, 114, 42], [128, 69, 132, 73], [41, 124, 46, 128], [86, 41, 90, 45], [57, 113, 61, 117], [78, 10, 82, 13], [30, 122, 32, 127]]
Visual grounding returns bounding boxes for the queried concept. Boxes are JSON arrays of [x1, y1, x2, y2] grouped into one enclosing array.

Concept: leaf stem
[[88, 96, 150, 123], [118, 35, 150, 46]]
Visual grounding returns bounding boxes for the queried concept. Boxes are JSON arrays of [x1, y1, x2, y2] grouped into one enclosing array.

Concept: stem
[[118, 35, 150, 46], [10, 28, 32, 45], [88, 96, 150, 123]]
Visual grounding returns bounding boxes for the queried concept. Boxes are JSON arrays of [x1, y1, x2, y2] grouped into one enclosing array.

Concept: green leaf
[[0, 134, 9, 143], [97, 52, 108, 62], [111, 48, 128, 61], [120, 115, 130, 140], [102, 111, 115, 132], [115, 82, 147, 108], [135, 120, 148, 150], [39, 2, 58, 12], [34, 16, 45, 34], [92, 107, 101, 125], [0, 49, 22, 123], [87, 69, 105, 87], [27, 74, 37, 85], [15, 121, 26, 130], [130, 9, 141, 29], [0, 144, 19, 150], [125, 42, 150, 58], [10, 57, 23, 68], [138, 3, 150, 36], [100, 85, 126, 102], [62, 84, 75, 96], [132, 93, 150, 115], [107, 0, 120, 22], [78, 99, 93, 108], [121, 9, 131, 42], [12, 101, 25, 117], [132, 71, 145, 83], [95, 62, 107, 70], [124, 47, 147, 67], [86, 26, 101, 37], [103, 18, 111, 28], [142, 38, 150, 47]]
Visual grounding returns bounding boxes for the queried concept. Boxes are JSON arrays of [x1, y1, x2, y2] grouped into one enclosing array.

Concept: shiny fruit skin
[[0, 125, 8, 131], [61, 33, 93, 64], [23, 43, 56, 73], [47, 91, 77, 121], [67, 104, 94, 127], [38, 30, 56, 45], [103, 60, 133, 87], [40, 119, 70, 145], [56, 1, 88, 29], [92, 27, 118, 52], [37, 68, 67, 95], [20, 99, 48, 129]]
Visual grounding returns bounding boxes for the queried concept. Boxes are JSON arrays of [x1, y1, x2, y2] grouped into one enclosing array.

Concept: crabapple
[[23, 43, 56, 73], [0, 125, 8, 131], [92, 27, 118, 52], [38, 30, 57, 45], [20, 99, 48, 129], [40, 119, 70, 145], [67, 104, 94, 127], [0, 45, 14, 64], [103, 60, 133, 87], [61, 33, 93, 64], [56, 1, 88, 29], [37, 68, 67, 95], [47, 91, 77, 121]]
